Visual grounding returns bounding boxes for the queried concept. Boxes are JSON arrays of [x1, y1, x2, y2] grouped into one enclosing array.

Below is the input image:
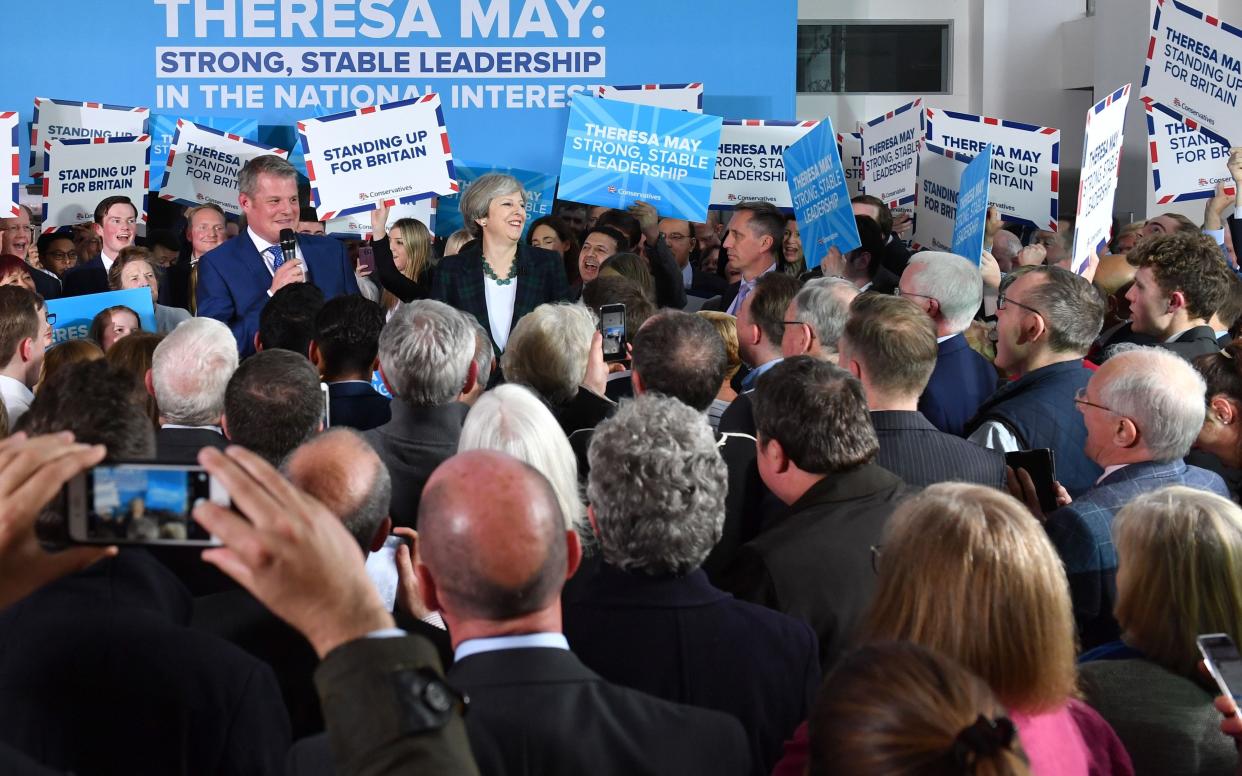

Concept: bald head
[[418, 450, 569, 621], [991, 230, 1021, 272], [284, 428, 391, 551]]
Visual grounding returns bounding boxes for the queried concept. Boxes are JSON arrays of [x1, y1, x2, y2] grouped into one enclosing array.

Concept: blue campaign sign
[[435, 163, 558, 238], [0, 1, 795, 182], [784, 117, 860, 268], [47, 288, 157, 346], [558, 94, 722, 222], [952, 144, 992, 265]]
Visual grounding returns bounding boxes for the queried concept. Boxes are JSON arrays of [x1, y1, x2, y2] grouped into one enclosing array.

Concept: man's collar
[[742, 259, 777, 284], [454, 632, 569, 662]]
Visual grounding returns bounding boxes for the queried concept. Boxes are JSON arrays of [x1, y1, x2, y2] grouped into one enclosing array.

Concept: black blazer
[[563, 565, 820, 775], [61, 255, 109, 297], [28, 263, 61, 300], [156, 425, 228, 463], [719, 463, 908, 669], [432, 242, 569, 352], [872, 410, 1007, 489], [327, 381, 392, 431], [1161, 324, 1223, 361], [448, 647, 750, 776], [364, 401, 469, 528]]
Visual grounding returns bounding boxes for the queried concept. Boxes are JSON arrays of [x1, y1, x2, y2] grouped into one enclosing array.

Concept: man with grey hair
[[148, 317, 239, 462], [989, 229, 1022, 273], [966, 266, 1106, 496], [458, 317, 495, 405], [197, 154, 359, 356], [366, 299, 477, 528], [780, 277, 859, 362], [564, 394, 820, 775], [899, 251, 996, 436], [1032, 346, 1228, 650]]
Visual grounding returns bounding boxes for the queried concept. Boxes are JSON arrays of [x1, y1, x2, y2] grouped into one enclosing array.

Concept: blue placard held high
[[557, 94, 722, 223], [784, 117, 860, 269], [952, 144, 993, 265]]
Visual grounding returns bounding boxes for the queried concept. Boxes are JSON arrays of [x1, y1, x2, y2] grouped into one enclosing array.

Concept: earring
[[480, 219, 488, 226]]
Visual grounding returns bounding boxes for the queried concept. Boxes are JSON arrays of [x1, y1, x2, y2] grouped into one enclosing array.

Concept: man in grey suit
[[1026, 346, 1229, 650], [838, 293, 1006, 489]]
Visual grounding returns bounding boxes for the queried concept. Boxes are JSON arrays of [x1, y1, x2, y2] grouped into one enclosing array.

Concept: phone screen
[[357, 245, 376, 273], [1005, 448, 1058, 513], [1200, 634, 1242, 701], [83, 465, 215, 543], [601, 305, 625, 360]]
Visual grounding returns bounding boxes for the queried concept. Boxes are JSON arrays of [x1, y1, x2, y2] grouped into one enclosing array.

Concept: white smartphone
[[1197, 633, 1242, 702], [66, 462, 230, 546], [321, 382, 332, 428]]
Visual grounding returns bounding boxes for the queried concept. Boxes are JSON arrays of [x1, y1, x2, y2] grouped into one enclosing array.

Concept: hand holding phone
[[66, 462, 230, 547], [1199, 633, 1242, 702], [1005, 448, 1059, 515], [600, 303, 627, 363]]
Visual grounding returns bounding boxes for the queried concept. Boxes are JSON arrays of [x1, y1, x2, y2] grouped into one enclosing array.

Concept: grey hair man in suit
[[149, 317, 238, 463]]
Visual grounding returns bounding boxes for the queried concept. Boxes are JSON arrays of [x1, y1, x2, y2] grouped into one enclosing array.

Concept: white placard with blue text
[[558, 94, 722, 223], [952, 144, 992, 265], [1141, 0, 1242, 147], [861, 99, 922, 213], [31, 97, 149, 178], [837, 132, 864, 199], [298, 94, 457, 221], [912, 142, 970, 253], [325, 199, 437, 239], [1073, 85, 1130, 274], [596, 83, 704, 113], [47, 288, 156, 346], [710, 120, 820, 211], [924, 107, 1060, 231], [784, 117, 861, 269], [42, 136, 150, 233], [435, 164, 556, 238], [1145, 100, 1236, 204], [158, 119, 288, 215]]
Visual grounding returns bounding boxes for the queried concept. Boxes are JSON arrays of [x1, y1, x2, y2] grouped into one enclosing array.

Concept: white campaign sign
[[1141, 0, 1242, 147], [710, 120, 819, 210], [157, 120, 288, 216], [838, 131, 864, 199], [1073, 85, 1131, 274], [1146, 100, 1235, 204], [861, 100, 922, 210], [31, 97, 149, 178], [595, 83, 703, 113], [42, 137, 150, 232], [298, 94, 457, 221], [324, 200, 437, 238], [923, 107, 1061, 230], [911, 142, 968, 253]]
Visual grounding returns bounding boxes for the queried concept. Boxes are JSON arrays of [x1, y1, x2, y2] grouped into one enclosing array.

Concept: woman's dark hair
[[88, 305, 142, 349], [599, 252, 654, 300], [527, 215, 580, 283]]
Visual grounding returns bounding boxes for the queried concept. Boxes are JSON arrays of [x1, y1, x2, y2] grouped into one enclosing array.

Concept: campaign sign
[[42, 136, 150, 233], [596, 83, 704, 113], [838, 131, 864, 199], [861, 99, 922, 212], [298, 94, 458, 221], [710, 120, 820, 211], [325, 199, 437, 239], [952, 144, 993, 265], [1141, 0, 1242, 147], [31, 98, 149, 179], [1145, 100, 1235, 203], [47, 288, 157, 346], [558, 94, 722, 223], [784, 117, 861, 269], [435, 164, 557, 238], [158, 119, 288, 215], [0, 112, 20, 217], [924, 107, 1060, 231], [1073, 85, 1131, 274], [912, 142, 970, 253]]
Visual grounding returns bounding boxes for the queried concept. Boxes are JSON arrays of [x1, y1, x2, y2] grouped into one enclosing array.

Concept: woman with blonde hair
[[363, 207, 435, 311], [1079, 486, 1242, 776], [861, 483, 1132, 775], [696, 310, 740, 430]]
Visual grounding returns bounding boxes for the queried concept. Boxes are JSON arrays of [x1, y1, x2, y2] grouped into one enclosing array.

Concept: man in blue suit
[[197, 155, 358, 356], [1031, 347, 1228, 651], [901, 251, 998, 437]]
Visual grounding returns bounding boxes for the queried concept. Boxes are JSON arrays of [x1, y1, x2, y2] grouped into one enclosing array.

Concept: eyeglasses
[[44, 312, 56, 326], [45, 250, 77, 261], [1073, 386, 1114, 414], [996, 293, 1043, 317], [781, 320, 815, 340], [1, 225, 33, 235], [895, 287, 936, 302], [870, 544, 883, 575], [662, 233, 691, 242], [192, 224, 226, 235]]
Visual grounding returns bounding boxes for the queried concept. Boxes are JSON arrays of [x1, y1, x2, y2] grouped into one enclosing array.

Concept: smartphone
[[600, 303, 626, 362], [320, 382, 332, 429], [65, 463, 229, 546], [1005, 448, 1058, 513], [1198, 633, 1242, 701], [357, 244, 376, 275]]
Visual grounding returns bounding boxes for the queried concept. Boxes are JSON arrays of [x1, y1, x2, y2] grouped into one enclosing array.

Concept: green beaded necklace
[[482, 255, 519, 285]]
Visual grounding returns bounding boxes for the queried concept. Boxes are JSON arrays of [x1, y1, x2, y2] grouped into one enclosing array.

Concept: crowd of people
[[0, 146, 1241, 775]]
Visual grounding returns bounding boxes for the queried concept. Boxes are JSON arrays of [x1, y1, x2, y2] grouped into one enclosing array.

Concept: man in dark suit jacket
[[406, 449, 749, 776], [720, 358, 907, 670], [312, 295, 392, 431], [901, 251, 998, 436], [197, 155, 359, 356], [840, 293, 1006, 489], [1124, 230, 1233, 363], [61, 196, 141, 297], [1036, 347, 1229, 651], [148, 317, 239, 462], [366, 300, 478, 528], [565, 394, 819, 775], [852, 194, 912, 278]]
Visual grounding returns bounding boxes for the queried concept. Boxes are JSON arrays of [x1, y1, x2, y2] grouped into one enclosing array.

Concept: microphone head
[[279, 228, 296, 246]]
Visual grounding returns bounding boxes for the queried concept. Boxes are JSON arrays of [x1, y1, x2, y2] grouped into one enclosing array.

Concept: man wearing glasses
[[658, 216, 727, 303], [0, 206, 61, 300], [167, 204, 227, 314]]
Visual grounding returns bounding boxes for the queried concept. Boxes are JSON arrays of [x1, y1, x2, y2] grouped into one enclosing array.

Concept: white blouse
[[484, 275, 518, 351]]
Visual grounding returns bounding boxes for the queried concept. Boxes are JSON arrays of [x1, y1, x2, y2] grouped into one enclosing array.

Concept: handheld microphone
[[279, 228, 298, 268]]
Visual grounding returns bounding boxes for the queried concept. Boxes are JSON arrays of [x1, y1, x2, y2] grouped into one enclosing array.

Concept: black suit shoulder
[[872, 411, 1006, 489]]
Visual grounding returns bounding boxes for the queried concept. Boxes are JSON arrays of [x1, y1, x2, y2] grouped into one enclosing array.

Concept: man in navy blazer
[[197, 155, 358, 356], [61, 196, 140, 297], [901, 251, 998, 436], [1032, 347, 1229, 651]]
